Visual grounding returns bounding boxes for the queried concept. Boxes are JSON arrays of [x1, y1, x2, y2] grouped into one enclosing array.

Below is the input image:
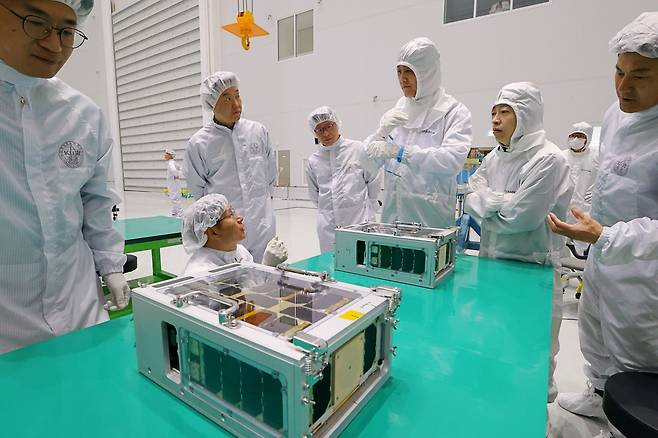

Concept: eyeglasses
[[220, 206, 236, 222], [314, 122, 336, 135], [0, 2, 88, 49]]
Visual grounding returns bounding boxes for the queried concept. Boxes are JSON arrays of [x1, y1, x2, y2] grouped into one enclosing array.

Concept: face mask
[[568, 137, 587, 151]]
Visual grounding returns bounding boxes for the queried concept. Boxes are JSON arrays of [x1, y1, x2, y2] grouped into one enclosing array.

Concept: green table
[[113, 215, 183, 284], [0, 253, 553, 437]]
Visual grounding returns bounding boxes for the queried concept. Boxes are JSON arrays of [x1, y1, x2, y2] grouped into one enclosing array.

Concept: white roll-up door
[[112, 0, 202, 191]]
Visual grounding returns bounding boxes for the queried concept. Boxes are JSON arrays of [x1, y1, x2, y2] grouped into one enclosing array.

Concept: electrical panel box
[[335, 221, 457, 288], [132, 263, 401, 438]]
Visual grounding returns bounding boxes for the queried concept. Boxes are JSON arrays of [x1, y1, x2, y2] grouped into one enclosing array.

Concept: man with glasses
[[305, 106, 380, 252], [185, 71, 278, 263], [0, 0, 130, 354], [181, 194, 288, 275]]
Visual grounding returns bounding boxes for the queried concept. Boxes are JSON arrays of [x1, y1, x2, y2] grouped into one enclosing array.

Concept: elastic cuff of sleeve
[[593, 225, 613, 251], [98, 265, 125, 277]]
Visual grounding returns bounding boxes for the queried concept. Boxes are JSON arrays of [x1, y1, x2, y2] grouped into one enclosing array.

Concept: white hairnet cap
[[164, 149, 176, 157], [200, 71, 240, 118], [307, 106, 342, 133], [396, 37, 442, 102], [609, 12, 658, 58], [182, 194, 229, 253], [53, 0, 94, 24], [569, 121, 594, 146]]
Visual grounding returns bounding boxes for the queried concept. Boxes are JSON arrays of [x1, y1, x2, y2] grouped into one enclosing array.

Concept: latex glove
[[375, 109, 408, 139], [481, 189, 505, 217], [103, 272, 131, 311], [262, 236, 288, 267], [367, 141, 400, 160], [502, 192, 515, 204]]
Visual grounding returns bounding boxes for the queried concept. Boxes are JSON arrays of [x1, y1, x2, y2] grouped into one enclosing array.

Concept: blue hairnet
[[307, 106, 342, 133], [182, 194, 229, 253], [53, 0, 94, 24], [200, 72, 240, 118], [609, 12, 658, 58]]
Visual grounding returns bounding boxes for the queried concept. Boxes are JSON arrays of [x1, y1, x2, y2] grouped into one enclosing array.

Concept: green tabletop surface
[[113, 216, 182, 244], [293, 252, 553, 437], [0, 252, 553, 437]]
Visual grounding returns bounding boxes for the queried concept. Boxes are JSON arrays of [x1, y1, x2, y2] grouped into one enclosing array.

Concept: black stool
[[603, 372, 658, 437], [123, 254, 138, 274]]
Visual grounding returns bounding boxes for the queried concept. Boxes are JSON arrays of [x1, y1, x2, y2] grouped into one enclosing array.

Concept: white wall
[[212, 0, 656, 187], [58, 0, 656, 191]]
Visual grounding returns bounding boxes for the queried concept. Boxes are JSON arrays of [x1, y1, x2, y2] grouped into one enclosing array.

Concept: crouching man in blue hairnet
[[182, 194, 288, 275]]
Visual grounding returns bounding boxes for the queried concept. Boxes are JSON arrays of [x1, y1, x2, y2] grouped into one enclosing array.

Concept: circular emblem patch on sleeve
[[613, 158, 630, 176], [58, 141, 84, 168]]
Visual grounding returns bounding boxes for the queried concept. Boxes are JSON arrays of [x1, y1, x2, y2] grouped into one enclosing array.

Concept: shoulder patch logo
[[612, 158, 630, 176], [58, 141, 84, 168]]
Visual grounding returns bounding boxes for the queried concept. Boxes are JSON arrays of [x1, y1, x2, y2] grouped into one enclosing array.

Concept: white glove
[[367, 141, 400, 160], [375, 109, 408, 139], [481, 189, 505, 217], [262, 236, 288, 267], [502, 192, 515, 204], [103, 272, 131, 311]]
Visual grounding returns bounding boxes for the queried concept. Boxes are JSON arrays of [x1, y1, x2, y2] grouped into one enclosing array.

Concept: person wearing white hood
[[548, 13, 658, 434], [464, 82, 573, 403], [305, 106, 380, 253], [164, 149, 183, 218], [185, 71, 277, 263], [560, 121, 599, 255], [0, 0, 130, 354], [366, 37, 472, 228], [182, 194, 288, 275]]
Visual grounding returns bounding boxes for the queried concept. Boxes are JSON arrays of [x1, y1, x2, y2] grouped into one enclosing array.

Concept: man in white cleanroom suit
[[185, 71, 277, 263], [550, 13, 658, 431], [464, 82, 573, 403], [560, 121, 599, 255], [365, 37, 472, 228], [182, 194, 287, 275], [0, 0, 130, 354], [305, 106, 380, 252], [164, 149, 183, 218]]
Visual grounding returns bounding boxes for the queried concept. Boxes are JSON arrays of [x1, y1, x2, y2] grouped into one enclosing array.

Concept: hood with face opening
[[395, 37, 447, 128], [396, 37, 442, 102], [493, 82, 545, 152], [568, 121, 594, 150]]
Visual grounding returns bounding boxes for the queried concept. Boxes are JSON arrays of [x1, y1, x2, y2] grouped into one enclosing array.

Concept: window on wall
[[296, 10, 313, 55], [278, 16, 294, 60], [445, 0, 475, 24], [445, 0, 548, 23], [278, 10, 313, 61]]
